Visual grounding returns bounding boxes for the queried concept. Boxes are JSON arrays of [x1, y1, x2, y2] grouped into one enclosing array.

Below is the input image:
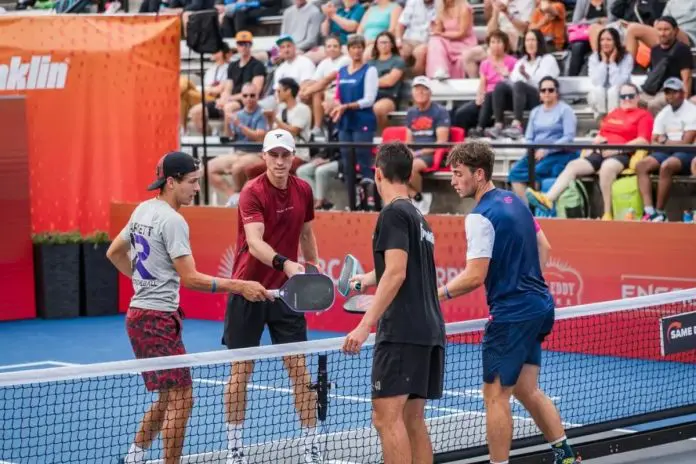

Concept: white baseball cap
[[263, 129, 296, 153], [412, 76, 432, 91]]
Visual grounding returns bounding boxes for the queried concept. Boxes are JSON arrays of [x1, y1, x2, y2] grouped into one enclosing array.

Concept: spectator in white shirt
[[636, 77, 696, 222], [259, 35, 316, 112], [396, 0, 437, 76], [461, 0, 535, 76], [298, 35, 351, 137], [587, 27, 634, 119], [486, 29, 559, 139]]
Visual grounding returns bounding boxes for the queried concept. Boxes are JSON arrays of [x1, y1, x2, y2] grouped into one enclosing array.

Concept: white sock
[[124, 443, 146, 464], [226, 422, 243, 451], [301, 426, 318, 447], [490, 461, 508, 464], [550, 435, 567, 446]]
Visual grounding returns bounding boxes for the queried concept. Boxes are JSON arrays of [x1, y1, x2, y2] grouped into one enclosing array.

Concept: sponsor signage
[[660, 311, 696, 356]]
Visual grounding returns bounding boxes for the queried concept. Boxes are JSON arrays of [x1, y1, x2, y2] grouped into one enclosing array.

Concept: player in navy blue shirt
[[438, 141, 579, 464]]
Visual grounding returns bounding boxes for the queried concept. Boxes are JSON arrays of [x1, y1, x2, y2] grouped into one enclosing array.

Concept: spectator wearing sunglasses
[[636, 77, 696, 222], [587, 27, 634, 120], [527, 83, 654, 220], [508, 76, 578, 202]]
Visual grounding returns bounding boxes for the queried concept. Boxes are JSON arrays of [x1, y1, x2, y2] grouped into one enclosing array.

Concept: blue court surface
[[0, 315, 695, 464]]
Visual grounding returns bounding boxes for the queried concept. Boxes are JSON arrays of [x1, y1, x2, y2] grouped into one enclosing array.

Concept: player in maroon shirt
[[222, 129, 322, 464]]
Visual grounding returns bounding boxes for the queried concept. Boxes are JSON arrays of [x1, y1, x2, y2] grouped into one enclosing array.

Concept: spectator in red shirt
[[222, 129, 322, 464], [527, 83, 654, 220]]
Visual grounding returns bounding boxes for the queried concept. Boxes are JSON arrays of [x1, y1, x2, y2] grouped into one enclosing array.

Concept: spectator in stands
[[329, 34, 379, 206], [529, 0, 567, 51], [508, 76, 578, 202], [487, 29, 559, 139], [567, 0, 609, 76], [396, 0, 436, 76], [280, 0, 324, 53], [216, 0, 279, 38], [180, 42, 232, 132], [368, 31, 407, 133], [299, 35, 351, 138], [404, 76, 451, 214], [207, 83, 268, 206], [588, 0, 666, 55], [259, 35, 316, 111], [623, 1, 696, 61], [243, 77, 313, 183], [526, 83, 654, 220], [587, 27, 633, 120], [636, 77, 696, 222], [189, 32, 266, 136], [296, 148, 341, 210], [358, 0, 403, 57], [425, 0, 478, 79], [452, 30, 516, 136], [461, 0, 535, 76], [321, 0, 366, 46], [640, 16, 693, 115]]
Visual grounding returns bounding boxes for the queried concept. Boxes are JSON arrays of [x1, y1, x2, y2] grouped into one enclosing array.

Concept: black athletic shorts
[[222, 294, 308, 349], [205, 100, 224, 120], [584, 152, 631, 172], [371, 342, 445, 400]]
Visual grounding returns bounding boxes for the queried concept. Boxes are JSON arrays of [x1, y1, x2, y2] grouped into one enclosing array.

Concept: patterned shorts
[[126, 307, 192, 392]]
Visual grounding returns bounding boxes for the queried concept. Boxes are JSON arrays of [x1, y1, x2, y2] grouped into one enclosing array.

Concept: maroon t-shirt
[[232, 174, 315, 289]]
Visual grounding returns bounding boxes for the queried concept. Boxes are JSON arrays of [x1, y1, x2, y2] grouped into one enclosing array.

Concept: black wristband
[[272, 254, 288, 272]]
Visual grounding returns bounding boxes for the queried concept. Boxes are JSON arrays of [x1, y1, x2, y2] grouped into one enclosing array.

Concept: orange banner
[[110, 203, 696, 330], [0, 15, 180, 233]]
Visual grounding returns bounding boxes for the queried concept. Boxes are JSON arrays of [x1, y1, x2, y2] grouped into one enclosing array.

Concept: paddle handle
[[352, 282, 362, 291], [269, 289, 281, 298]]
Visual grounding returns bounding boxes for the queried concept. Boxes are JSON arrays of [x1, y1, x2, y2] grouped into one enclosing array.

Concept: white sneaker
[[302, 444, 323, 463], [433, 68, 450, 80], [226, 448, 248, 464], [413, 192, 433, 215]]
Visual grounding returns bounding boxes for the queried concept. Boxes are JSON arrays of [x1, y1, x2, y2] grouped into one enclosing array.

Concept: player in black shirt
[[342, 142, 446, 464]]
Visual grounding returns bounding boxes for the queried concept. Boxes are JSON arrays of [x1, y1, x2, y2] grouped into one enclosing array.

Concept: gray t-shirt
[[119, 199, 192, 312], [368, 55, 406, 101]]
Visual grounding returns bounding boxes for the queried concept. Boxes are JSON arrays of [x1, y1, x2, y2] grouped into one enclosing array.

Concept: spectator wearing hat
[[259, 35, 317, 113], [207, 82, 268, 207], [640, 16, 693, 115], [189, 31, 266, 136], [404, 76, 451, 215], [636, 77, 696, 222], [216, 0, 280, 38], [280, 0, 324, 53], [180, 41, 232, 132]]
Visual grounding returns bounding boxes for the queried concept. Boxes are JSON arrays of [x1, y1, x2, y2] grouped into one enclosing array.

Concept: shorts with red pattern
[[126, 307, 192, 392]]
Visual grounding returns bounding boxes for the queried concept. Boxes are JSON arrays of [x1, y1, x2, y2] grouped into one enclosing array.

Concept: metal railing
[[180, 139, 696, 210]]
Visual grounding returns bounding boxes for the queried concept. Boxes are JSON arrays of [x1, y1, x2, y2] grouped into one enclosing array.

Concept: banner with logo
[[0, 15, 180, 233], [661, 311, 696, 356], [110, 203, 696, 328]]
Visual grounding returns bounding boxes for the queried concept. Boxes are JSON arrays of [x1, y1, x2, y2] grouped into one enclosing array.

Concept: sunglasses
[[619, 93, 637, 100], [237, 42, 252, 47], [242, 94, 256, 98], [539, 88, 556, 93]]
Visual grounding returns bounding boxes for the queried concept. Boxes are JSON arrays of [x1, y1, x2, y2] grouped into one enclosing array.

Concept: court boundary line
[[0, 361, 76, 371], [1, 288, 694, 387]]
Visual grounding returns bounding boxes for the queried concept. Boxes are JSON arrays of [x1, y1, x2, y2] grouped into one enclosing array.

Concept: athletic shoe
[[484, 126, 503, 139], [302, 444, 324, 463], [525, 188, 555, 216], [601, 212, 612, 221], [226, 448, 248, 464], [642, 212, 666, 222], [502, 125, 524, 139]]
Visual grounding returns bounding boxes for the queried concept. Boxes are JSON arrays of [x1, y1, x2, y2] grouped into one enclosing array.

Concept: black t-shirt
[[227, 57, 266, 95], [650, 41, 693, 85], [372, 199, 445, 347]]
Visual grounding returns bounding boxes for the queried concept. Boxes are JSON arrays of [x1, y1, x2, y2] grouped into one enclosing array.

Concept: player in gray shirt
[[107, 151, 271, 464]]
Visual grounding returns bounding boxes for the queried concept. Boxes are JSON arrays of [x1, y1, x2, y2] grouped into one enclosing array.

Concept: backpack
[[555, 180, 590, 219], [611, 176, 643, 220]]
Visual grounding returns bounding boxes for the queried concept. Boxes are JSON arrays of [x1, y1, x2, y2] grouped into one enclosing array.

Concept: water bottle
[[623, 208, 635, 221], [683, 210, 694, 223]]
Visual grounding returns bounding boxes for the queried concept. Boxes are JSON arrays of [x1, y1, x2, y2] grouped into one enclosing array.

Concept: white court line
[[443, 388, 561, 404], [0, 460, 17, 463], [45, 361, 81, 367], [0, 362, 59, 371]]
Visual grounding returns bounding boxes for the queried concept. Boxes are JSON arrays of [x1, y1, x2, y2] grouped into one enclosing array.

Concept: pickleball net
[[2, 289, 696, 464]]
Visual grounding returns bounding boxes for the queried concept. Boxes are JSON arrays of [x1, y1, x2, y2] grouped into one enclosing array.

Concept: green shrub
[[32, 231, 83, 245]]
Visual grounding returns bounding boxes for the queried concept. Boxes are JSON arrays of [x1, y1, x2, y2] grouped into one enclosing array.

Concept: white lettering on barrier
[[0, 56, 69, 91]]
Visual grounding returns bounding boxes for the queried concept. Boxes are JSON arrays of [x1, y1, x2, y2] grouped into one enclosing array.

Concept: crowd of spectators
[[177, 0, 696, 220]]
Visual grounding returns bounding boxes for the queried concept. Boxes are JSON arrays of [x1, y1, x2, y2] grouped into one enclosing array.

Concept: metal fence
[[180, 139, 696, 210]]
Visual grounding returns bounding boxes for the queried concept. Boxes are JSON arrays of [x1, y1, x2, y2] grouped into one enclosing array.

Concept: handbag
[[568, 24, 590, 43]]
